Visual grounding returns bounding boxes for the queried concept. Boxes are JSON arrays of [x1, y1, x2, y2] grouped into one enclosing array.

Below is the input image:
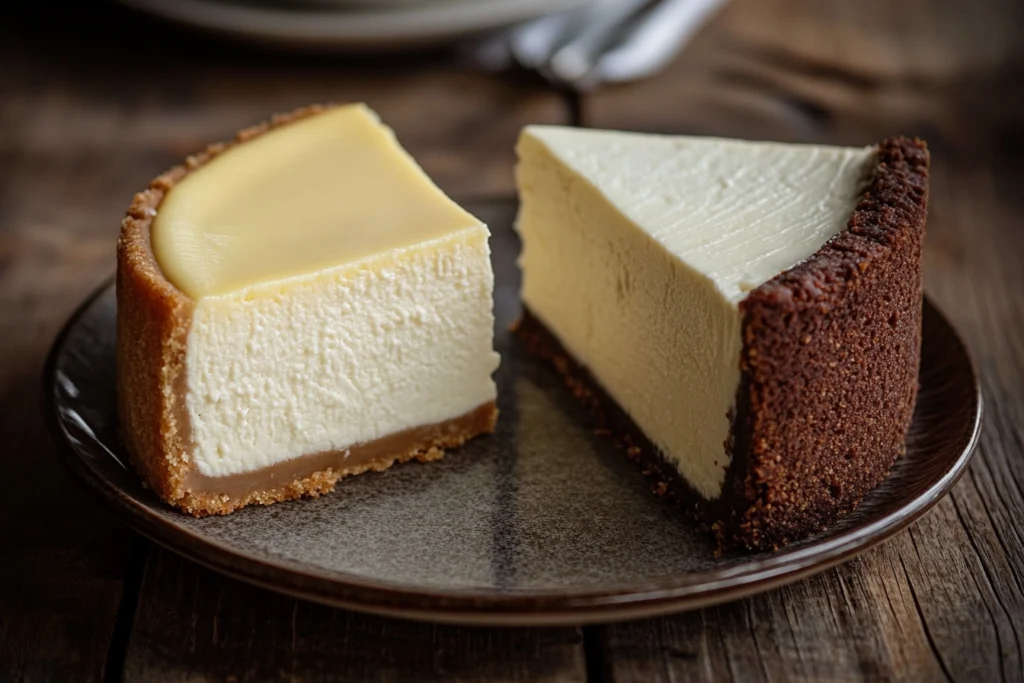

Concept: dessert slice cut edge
[[117, 104, 500, 516], [514, 127, 929, 550]]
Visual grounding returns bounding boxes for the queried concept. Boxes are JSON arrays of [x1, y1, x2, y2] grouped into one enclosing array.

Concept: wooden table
[[3, 1, 1022, 680]]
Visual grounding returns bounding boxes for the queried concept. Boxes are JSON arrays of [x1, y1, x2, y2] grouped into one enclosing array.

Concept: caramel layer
[[181, 402, 498, 500]]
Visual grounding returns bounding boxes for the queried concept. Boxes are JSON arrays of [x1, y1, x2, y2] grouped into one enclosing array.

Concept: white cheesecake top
[[152, 104, 481, 299], [516, 127, 876, 499], [521, 127, 875, 304]]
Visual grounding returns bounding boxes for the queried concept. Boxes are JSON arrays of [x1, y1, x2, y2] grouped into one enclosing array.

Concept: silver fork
[[469, 0, 730, 91]]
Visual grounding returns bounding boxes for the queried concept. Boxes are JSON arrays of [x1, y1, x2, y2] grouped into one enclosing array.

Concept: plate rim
[[118, 0, 594, 49], [43, 278, 983, 625]]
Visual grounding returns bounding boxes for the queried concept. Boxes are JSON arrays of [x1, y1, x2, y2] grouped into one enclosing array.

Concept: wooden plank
[[600, 496, 1024, 682], [0, 2, 568, 202], [594, 560, 949, 682], [0, 21, 135, 675], [0, 400, 130, 683], [123, 549, 586, 683], [581, 0, 1024, 150], [0, 3, 568, 681], [582, 1, 1024, 681]]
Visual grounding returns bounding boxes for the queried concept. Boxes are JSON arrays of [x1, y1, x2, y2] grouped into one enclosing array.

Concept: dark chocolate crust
[[731, 137, 928, 549], [515, 137, 929, 551]]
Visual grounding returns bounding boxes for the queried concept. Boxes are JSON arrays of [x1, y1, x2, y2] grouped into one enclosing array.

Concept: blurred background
[[3, 0, 1024, 680], [5, 0, 1022, 202]]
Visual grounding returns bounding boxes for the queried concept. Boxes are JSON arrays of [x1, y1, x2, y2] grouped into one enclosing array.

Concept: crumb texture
[[117, 106, 337, 506], [731, 137, 929, 550], [516, 137, 929, 551], [176, 402, 498, 516], [116, 105, 497, 514]]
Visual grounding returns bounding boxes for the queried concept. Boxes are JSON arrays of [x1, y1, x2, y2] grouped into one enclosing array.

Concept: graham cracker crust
[[116, 104, 498, 516], [176, 402, 498, 517]]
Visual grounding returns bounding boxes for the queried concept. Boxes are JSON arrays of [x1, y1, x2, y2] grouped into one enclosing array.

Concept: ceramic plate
[[44, 223, 981, 626], [119, 0, 594, 51]]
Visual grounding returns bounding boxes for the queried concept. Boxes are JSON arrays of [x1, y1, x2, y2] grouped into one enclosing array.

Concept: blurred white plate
[[121, 0, 595, 51]]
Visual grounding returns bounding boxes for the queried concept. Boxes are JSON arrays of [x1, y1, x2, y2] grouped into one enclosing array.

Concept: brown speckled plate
[[44, 228, 981, 626]]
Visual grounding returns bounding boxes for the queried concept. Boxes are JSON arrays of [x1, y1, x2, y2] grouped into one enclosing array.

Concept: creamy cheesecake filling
[[151, 104, 499, 479], [187, 229, 498, 478], [516, 127, 875, 499]]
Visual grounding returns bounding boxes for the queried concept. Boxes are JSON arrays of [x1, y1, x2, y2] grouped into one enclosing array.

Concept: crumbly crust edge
[[116, 104, 502, 516], [729, 136, 929, 549], [117, 105, 341, 508], [176, 403, 498, 516], [514, 137, 929, 552]]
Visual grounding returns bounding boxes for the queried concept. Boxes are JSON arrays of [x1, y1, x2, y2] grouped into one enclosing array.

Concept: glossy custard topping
[[152, 104, 480, 299], [516, 126, 874, 498]]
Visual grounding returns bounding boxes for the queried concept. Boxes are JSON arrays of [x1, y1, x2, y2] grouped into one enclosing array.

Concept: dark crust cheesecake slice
[[515, 137, 929, 551]]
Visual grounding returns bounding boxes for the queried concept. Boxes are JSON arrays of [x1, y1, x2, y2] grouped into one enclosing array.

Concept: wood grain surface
[[124, 549, 586, 683], [2, 0, 1022, 681], [583, 2, 1024, 681]]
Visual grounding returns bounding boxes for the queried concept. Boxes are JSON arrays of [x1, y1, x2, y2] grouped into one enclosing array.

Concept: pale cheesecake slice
[[118, 104, 500, 515], [514, 127, 928, 550]]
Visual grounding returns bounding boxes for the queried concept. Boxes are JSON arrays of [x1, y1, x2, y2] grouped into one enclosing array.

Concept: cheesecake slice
[[117, 104, 500, 516], [514, 127, 928, 550]]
